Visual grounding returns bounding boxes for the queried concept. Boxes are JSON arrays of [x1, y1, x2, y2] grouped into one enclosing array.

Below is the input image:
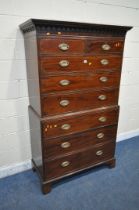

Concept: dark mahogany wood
[[42, 106, 119, 139], [41, 88, 119, 116], [40, 55, 122, 74], [20, 19, 132, 194], [106, 158, 116, 168], [40, 71, 121, 93], [38, 37, 124, 55], [44, 141, 115, 180], [42, 183, 51, 194], [43, 125, 117, 159]]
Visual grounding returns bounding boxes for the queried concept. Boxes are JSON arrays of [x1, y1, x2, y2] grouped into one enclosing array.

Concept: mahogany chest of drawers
[[20, 19, 131, 194]]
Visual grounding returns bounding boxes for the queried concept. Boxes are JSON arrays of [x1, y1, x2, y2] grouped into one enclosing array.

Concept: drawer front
[[38, 38, 84, 54], [38, 38, 124, 55], [42, 107, 119, 138], [40, 71, 120, 93], [86, 40, 124, 54], [44, 125, 117, 159], [44, 141, 115, 180], [40, 56, 122, 74], [41, 88, 119, 116]]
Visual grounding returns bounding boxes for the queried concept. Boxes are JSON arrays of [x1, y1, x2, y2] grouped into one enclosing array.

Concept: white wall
[[0, 0, 139, 177]]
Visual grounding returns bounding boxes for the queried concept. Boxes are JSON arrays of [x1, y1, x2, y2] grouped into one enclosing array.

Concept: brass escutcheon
[[99, 76, 108, 82], [59, 60, 69, 67], [60, 99, 70, 107], [98, 94, 107, 100], [58, 43, 69, 51], [102, 43, 111, 51], [61, 161, 70, 167], [97, 132, 104, 139], [61, 124, 71, 130], [96, 150, 103, 156], [61, 142, 71, 149], [99, 116, 107, 122], [59, 79, 70, 86], [100, 59, 109, 65]]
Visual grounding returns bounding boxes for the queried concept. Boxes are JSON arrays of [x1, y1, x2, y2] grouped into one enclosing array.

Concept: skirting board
[[117, 128, 139, 142], [0, 129, 139, 179], [0, 160, 31, 179]]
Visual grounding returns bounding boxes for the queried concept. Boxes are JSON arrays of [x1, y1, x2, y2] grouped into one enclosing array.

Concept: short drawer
[[40, 55, 122, 74], [41, 88, 119, 116], [40, 71, 120, 93], [38, 37, 124, 55], [44, 141, 115, 180], [43, 125, 117, 159], [38, 38, 84, 54], [86, 39, 124, 54], [42, 107, 119, 138]]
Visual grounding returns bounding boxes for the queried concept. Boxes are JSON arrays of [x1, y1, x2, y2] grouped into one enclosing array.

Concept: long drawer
[[44, 141, 115, 180], [43, 125, 117, 159], [40, 71, 120, 93], [42, 107, 119, 138], [40, 55, 122, 74], [41, 88, 119, 116], [38, 37, 124, 55]]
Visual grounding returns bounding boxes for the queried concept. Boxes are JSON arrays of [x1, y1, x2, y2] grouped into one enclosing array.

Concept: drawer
[[44, 125, 117, 159], [42, 107, 119, 138], [38, 38, 84, 54], [86, 40, 124, 54], [44, 141, 115, 180], [41, 88, 119, 116], [40, 55, 122, 74], [38, 37, 124, 55], [40, 71, 120, 93]]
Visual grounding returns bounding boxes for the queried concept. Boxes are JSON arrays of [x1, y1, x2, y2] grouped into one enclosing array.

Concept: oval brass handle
[[96, 150, 103, 156], [59, 43, 69, 51], [61, 142, 71, 149], [59, 60, 69, 67], [61, 161, 70, 167], [102, 44, 111, 51], [97, 132, 104, 139], [59, 79, 70, 86], [100, 59, 109, 65], [60, 100, 70, 107], [99, 76, 108, 82], [61, 124, 71, 130], [99, 116, 107, 122], [98, 94, 107, 100]]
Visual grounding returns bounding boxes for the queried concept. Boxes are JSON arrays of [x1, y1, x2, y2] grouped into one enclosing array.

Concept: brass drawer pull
[[61, 161, 70, 167], [96, 150, 103, 156], [60, 100, 70, 107], [59, 79, 70, 86], [61, 142, 71, 149], [59, 60, 69, 67], [99, 76, 108, 82], [98, 94, 107, 100], [59, 43, 69, 51], [100, 59, 109, 65], [61, 124, 71, 130], [102, 44, 111, 51], [99, 116, 107, 122], [97, 132, 104, 139]]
